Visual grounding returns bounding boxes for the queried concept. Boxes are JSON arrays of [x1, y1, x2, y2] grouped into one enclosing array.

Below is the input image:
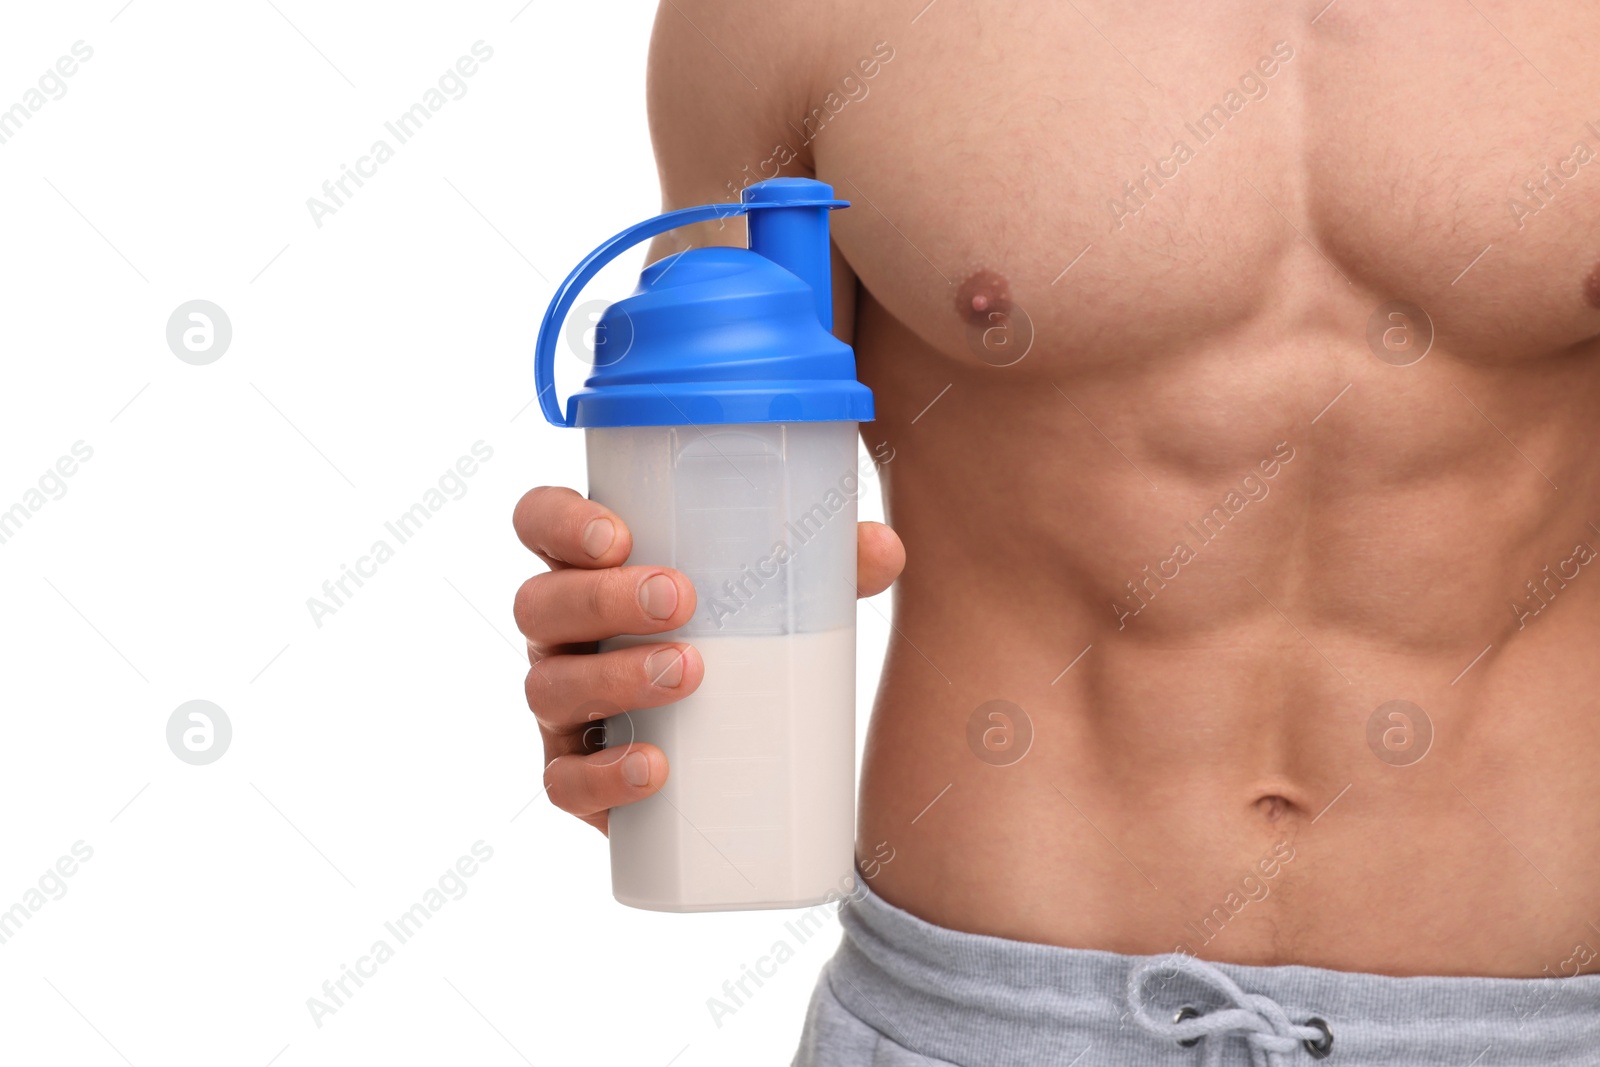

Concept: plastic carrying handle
[[534, 195, 846, 427]]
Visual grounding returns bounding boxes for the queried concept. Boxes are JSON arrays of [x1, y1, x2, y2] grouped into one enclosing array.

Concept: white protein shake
[[604, 627, 857, 912]]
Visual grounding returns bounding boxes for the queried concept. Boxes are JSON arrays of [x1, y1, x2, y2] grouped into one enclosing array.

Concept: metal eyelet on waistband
[[1302, 1016, 1334, 1059], [1173, 1006, 1202, 1047]]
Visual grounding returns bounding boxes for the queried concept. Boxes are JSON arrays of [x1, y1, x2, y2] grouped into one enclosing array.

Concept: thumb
[[856, 521, 905, 597]]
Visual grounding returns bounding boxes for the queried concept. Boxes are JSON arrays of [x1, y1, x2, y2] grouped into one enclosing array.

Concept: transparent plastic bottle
[[534, 179, 873, 911]]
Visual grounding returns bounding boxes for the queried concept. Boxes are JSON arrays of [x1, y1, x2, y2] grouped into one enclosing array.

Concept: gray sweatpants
[[793, 879, 1600, 1066]]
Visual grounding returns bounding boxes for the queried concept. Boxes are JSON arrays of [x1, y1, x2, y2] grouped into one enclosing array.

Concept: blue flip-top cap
[[534, 178, 874, 428]]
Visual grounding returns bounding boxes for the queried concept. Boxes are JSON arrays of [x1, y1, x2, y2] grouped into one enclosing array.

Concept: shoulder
[[646, 0, 859, 209]]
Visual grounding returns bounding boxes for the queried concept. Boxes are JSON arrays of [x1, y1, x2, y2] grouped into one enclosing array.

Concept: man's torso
[[653, 0, 1600, 978]]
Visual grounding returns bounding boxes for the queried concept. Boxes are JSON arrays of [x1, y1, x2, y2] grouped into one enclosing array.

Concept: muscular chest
[[812, 0, 1600, 374]]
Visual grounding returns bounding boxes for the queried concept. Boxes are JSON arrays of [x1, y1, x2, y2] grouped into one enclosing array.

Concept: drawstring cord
[[1126, 953, 1334, 1065]]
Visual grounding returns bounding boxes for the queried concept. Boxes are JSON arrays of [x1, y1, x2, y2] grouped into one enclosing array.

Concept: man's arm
[[642, 0, 858, 345]]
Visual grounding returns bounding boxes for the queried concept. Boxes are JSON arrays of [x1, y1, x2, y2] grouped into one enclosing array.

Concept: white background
[[0, 2, 891, 1064]]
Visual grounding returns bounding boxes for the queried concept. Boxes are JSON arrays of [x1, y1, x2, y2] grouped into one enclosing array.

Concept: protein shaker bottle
[[534, 178, 873, 911]]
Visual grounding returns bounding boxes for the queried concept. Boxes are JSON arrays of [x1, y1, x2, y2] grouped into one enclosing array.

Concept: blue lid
[[534, 178, 874, 428]]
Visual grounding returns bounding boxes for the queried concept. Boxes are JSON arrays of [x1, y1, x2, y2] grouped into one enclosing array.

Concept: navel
[[1254, 794, 1295, 822], [956, 268, 1013, 324], [1585, 261, 1600, 309]]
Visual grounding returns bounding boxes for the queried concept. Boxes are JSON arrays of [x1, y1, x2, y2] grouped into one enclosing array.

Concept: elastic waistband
[[829, 880, 1600, 1066]]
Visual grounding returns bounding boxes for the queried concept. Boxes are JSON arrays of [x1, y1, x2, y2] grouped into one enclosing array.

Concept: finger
[[544, 743, 669, 826], [857, 521, 906, 597], [525, 643, 703, 729], [512, 485, 633, 571], [515, 565, 696, 647]]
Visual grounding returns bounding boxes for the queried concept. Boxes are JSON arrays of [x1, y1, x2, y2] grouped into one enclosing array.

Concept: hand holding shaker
[[534, 178, 874, 911]]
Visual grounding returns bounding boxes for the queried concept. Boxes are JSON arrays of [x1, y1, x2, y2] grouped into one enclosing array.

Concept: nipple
[[1585, 262, 1600, 309], [956, 268, 1012, 324]]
